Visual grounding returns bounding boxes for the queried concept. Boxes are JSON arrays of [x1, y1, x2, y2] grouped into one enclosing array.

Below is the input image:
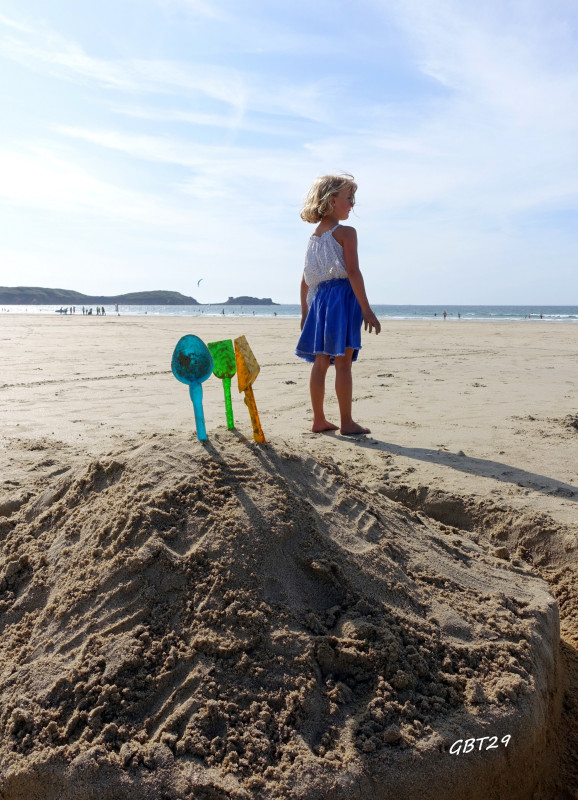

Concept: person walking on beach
[[296, 174, 381, 435]]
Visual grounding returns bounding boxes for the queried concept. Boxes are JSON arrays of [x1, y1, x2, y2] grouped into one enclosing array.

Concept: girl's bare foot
[[312, 419, 339, 432], [340, 421, 370, 436]]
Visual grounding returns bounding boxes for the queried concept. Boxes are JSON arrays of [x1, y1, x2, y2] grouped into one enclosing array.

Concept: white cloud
[[357, 0, 578, 219], [0, 12, 37, 33], [0, 144, 192, 228], [0, 32, 136, 90], [0, 13, 337, 124], [112, 104, 308, 138]]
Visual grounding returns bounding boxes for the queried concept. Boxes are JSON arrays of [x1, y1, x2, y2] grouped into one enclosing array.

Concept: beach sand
[[0, 314, 576, 799]]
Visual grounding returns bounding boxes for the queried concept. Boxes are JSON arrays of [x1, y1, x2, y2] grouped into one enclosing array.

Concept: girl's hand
[[363, 308, 381, 334]]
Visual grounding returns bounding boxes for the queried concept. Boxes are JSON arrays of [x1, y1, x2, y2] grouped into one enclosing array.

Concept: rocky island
[[218, 296, 278, 306]]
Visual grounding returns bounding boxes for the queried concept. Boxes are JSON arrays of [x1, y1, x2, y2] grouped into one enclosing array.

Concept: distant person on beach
[[296, 173, 381, 435]]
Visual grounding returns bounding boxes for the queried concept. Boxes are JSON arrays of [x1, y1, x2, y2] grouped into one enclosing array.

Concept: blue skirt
[[296, 279, 363, 364]]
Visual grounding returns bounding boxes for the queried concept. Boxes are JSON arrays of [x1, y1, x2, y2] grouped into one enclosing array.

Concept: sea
[[1, 304, 577, 322]]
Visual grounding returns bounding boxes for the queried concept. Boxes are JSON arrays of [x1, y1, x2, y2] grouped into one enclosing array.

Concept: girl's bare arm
[[337, 227, 381, 334]]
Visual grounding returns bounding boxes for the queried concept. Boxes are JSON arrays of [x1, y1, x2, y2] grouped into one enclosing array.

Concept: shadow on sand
[[318, 433, 578, 502]]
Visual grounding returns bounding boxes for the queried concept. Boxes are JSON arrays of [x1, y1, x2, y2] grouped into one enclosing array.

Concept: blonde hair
[[300, 173, 357, 223]]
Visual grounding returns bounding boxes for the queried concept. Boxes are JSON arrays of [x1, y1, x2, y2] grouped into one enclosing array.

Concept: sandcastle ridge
[[0, 434, 561, 800]]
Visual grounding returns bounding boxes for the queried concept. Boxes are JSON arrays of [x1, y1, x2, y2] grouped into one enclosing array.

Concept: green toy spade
[[207, 339, 236, 430]]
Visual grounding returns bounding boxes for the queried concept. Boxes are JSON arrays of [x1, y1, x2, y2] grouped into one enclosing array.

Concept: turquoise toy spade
[[171, 335, 213, 441]]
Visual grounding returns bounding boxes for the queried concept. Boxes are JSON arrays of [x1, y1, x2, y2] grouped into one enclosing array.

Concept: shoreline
[[2, 307, 577, 323]]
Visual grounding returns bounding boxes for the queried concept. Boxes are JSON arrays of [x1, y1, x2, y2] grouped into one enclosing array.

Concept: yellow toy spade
[[234, 335, 266, 443]]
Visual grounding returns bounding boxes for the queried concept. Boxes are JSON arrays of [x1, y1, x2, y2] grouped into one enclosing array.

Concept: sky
[[1, 0, 577, 305]]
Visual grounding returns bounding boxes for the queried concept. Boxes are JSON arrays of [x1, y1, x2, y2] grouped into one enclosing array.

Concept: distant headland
[[0, 287, 277, 306]]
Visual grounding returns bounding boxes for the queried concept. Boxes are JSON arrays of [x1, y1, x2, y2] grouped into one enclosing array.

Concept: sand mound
[[0, 433, 561, 799]]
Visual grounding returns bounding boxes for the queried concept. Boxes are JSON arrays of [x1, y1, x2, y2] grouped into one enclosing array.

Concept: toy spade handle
[[223, 377, 235, 430], [243, 385, 266, 443], [189, 383, 208, 441]]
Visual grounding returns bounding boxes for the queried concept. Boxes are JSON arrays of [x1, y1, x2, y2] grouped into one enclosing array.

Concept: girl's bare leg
[[334, 349, 370, 435], [310, 354, 338, 432]]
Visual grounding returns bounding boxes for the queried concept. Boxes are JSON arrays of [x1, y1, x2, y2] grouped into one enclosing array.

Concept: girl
[[296, 174, 381, 435]]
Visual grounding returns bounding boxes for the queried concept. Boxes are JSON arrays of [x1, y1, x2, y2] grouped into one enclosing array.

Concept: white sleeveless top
[[303, 224, 348, 306]]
